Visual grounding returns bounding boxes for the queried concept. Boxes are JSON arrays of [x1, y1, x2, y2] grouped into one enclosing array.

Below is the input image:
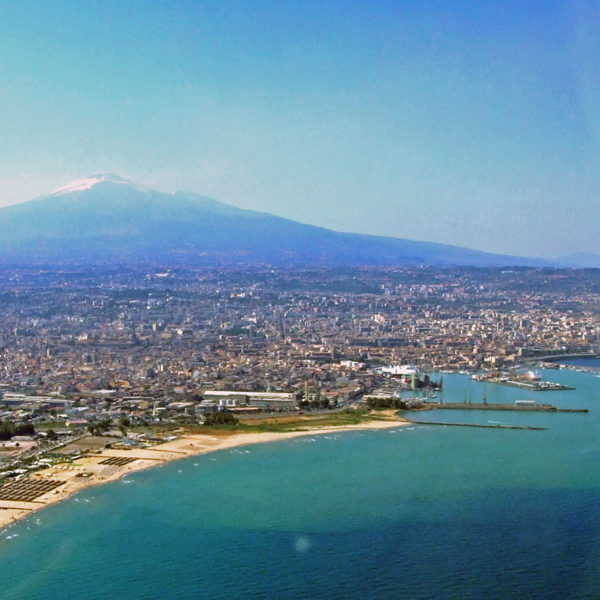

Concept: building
[[202, 390, 297, 411]]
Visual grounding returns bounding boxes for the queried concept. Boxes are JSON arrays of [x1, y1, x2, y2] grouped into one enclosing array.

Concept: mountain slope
[[0, 174, 547, 267]]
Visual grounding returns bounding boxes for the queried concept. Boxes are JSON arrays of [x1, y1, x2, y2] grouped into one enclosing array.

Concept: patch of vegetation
[[181, 408, 398, 436], [203, 412, 239, 427], [34, 421, 67, 431], [221, 327, 250, 336], [87, 417, 113, 436], [0, 420, 35, 441], [366, 397, 410, 410], [235, 408, 378, 433]]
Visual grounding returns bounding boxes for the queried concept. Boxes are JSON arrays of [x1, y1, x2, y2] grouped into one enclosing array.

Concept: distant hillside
[[0, 173, 548, 267]]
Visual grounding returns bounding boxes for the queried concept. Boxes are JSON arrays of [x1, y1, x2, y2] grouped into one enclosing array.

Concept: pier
[[424, 402, 588, 413], [400, 400, 587, 430], [405, 420, 546, 431], [471, 376, 574, 391]]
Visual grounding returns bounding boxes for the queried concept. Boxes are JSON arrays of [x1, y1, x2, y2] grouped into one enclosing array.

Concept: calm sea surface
[[0, 368, 599, 599]]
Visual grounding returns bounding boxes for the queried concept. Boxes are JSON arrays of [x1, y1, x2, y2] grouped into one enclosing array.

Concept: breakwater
[[406, 420, 546, 431], [472, 377, 574, 391], [425, 402, 587, 413]]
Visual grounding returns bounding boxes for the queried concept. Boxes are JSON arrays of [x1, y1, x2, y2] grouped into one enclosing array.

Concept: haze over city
[[1, 0, 599, 259]]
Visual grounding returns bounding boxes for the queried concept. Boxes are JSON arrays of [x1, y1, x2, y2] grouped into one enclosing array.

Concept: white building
[[202, 390, 297, 410]]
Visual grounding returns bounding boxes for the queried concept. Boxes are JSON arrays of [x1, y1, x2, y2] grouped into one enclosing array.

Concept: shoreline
[[0, 418, 406, 533]]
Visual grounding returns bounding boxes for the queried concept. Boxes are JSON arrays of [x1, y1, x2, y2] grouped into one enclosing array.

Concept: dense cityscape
[[1, 266, 598, 435]]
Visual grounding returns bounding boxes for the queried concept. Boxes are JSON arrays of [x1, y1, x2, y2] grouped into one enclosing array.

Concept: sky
[[0, 0, 599, 258]]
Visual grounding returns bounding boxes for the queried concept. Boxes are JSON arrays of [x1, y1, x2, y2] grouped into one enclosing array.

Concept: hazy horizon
[[1, 1, 599, 259]]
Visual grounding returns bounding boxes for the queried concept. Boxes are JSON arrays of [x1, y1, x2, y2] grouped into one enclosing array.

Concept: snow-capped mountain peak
[[51, 173, 131, 196]]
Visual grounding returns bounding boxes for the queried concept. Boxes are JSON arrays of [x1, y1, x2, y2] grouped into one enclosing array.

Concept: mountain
[[0, 173, 547, 267]]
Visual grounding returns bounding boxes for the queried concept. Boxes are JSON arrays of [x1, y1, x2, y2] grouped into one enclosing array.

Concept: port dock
[[471, 373, 574, 391], [405, 420, 546, 431], [486, 380, 574, 391], [424, 402, 587, 413], [402, 400, 588, 430]]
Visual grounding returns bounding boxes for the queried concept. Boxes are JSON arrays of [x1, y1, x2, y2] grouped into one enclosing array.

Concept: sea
[[0, 365, 599, 599]]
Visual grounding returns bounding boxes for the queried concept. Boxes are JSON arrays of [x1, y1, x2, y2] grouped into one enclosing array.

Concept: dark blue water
[[0, 369, 599, 599]]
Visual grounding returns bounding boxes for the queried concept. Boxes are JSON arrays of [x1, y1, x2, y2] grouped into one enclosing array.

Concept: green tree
[[118, 416, 130, 437], [203, 411, 238, 427], [97, 417, 112, 431]]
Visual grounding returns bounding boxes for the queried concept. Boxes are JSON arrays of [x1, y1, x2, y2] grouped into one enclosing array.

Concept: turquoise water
[[0, 369, 599, 599]]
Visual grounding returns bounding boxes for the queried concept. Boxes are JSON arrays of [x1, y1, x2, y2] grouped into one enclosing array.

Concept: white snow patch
[[51, 173, 131, 196], [52, 177, 103, 195]]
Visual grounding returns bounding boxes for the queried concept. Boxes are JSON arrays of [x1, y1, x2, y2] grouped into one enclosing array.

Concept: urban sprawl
[[1, 265, 598, 474]]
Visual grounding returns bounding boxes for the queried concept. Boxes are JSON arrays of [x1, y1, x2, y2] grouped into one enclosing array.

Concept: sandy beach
[[0, 418, 405, 532]]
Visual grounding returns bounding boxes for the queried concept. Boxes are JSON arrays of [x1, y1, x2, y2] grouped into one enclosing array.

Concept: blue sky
[[0, 0, 598, 258]]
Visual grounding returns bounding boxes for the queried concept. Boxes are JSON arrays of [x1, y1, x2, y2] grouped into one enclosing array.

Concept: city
[[0, 266, 597, 460]]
